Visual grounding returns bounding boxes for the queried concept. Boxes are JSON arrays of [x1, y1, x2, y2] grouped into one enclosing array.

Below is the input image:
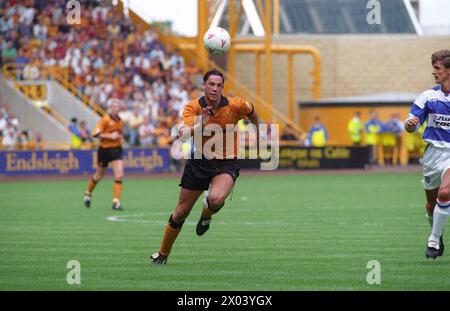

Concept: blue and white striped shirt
[[409, 86, 450, 149]]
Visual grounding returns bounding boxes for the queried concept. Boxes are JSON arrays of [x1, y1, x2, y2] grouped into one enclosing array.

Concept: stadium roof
[[279, 0, 420, 34]]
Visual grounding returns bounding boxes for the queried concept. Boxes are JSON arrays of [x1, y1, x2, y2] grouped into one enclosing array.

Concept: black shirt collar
[[198, 96, 229, 109], [109, 114, 121, 122]]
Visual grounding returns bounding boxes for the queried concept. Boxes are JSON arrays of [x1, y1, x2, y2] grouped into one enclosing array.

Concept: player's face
[[110, 102, 121, 116], [432, 62, 450, 85], [203, 74, 224, 104]]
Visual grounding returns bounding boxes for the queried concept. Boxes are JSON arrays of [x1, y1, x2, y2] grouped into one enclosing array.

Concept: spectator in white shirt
[[149, 43, 165, 62], [0, 14, 14, 34], [23, 61, 40, 80], [33, 16, 47, 41], [138, 115, 156, 147], [19, 5, 35, 27], [0, 111, 7, 133], [172, 61, 185, 80], [2, 122, 18, 150]]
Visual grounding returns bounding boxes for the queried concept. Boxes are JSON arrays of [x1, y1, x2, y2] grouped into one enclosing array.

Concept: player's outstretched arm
[[404, 116, 420, 133]]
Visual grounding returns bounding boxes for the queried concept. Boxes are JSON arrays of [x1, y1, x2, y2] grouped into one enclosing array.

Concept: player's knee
[[207, 195, 225, 211], [114, 172, 124, 181], [172, 210, 187, 223], [437, 187, 450, 203], [93, 174, 103, 182]]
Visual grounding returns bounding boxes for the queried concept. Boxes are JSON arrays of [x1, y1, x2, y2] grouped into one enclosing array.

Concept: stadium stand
[[1, 0, 202, 149], [0, 102, 42, 150]]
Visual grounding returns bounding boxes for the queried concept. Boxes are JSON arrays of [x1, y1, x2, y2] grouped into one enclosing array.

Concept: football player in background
[[83, 99, 125, 211]]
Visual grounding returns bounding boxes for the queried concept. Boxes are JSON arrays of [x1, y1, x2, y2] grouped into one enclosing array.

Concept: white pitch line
[[105, 214, 292, 226]]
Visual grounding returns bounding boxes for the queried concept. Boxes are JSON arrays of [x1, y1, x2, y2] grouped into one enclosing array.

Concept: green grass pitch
[[1, 172, 449, 290]]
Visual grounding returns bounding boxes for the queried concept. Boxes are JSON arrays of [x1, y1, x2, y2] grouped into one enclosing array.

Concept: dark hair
[[431, 50, 450, 68], [203, 69, 225, 83]]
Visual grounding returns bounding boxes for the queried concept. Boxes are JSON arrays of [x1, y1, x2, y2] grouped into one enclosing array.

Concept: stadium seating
[[0, 102, 42, 150], [1, 0, 203, 148]]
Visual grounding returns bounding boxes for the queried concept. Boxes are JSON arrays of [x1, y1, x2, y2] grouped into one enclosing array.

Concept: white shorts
[[421, 145, 450, 190]]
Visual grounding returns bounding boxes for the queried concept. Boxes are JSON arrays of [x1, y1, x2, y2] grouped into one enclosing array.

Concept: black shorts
[[179, 159, 240, 191], [97, 147, 123, 168]]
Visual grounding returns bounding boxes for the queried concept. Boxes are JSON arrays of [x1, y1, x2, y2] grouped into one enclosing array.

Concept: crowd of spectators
[[1, 0, 204, 148], [0, 102, 43, 150]]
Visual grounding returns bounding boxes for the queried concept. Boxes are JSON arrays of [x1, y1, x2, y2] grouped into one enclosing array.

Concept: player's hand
[[201, 106, 213, 126], [110, 131, 120, 140], [405, 117, 419, 132]]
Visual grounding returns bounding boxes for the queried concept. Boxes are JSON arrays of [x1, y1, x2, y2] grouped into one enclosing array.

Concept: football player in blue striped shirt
[[405, 50, 450, 259]]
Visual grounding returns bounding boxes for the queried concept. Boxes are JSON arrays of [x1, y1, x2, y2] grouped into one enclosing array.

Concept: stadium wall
[[0, 148, 170, 176], [234, 35, 448, 122], [0, 147, 370, 176], [0, 75, 71, 143], [47, 81, 101, 131]]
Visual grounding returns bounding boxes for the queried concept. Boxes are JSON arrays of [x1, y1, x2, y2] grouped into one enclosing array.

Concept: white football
[[203, 27, 231, 56]]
